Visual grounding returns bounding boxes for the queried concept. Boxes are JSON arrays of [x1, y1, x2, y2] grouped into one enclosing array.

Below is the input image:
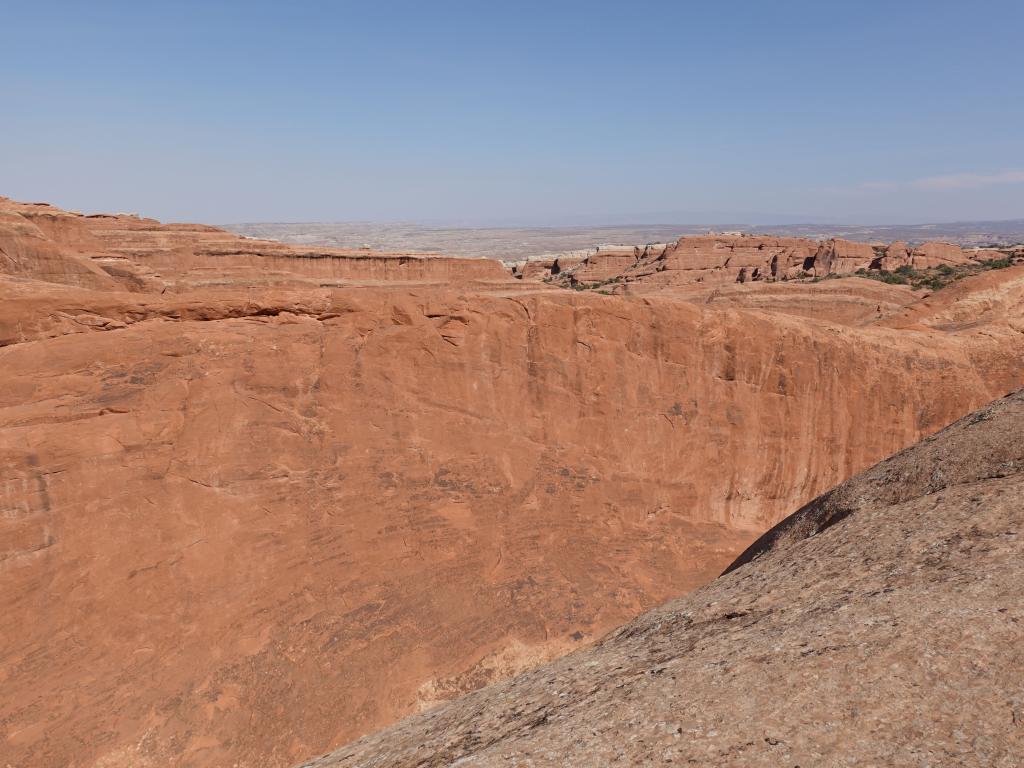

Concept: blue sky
[[2, 0, 1022, 224]]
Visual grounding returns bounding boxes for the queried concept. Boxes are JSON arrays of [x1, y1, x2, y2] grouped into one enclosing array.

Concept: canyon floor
[[1, 197, 1022, 767]]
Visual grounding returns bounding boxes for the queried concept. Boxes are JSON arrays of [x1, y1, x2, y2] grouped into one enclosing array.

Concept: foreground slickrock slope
[[1, 197, 1023, 767], [303, 390, 1024, 768]]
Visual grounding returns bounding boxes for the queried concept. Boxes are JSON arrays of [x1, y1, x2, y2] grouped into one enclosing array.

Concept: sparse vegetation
[[846, 257, 1020, 292], [855, 268, 910, 285], [557, 250, 1020, 295], [571, 276, 622, 292]]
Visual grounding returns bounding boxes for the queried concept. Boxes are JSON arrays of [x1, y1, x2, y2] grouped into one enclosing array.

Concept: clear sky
[[2, 0, 1022, 225]]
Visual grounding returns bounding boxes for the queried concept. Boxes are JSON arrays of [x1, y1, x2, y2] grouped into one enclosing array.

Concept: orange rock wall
[[2, 197, 1023, 768], [3, 281, 1023, 768], [533, 235, 979, 287]]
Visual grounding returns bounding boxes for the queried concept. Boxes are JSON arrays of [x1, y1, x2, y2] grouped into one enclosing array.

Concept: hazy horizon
[[219, 212, 1024, 230], [3, 0, 1023, 224]]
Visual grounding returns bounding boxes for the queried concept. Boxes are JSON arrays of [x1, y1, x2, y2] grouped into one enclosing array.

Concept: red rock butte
[[1, 196, 1023, 767]]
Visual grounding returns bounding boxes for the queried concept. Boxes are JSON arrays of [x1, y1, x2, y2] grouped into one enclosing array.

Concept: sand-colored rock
[[511, 254, 589, 282], [619, 236, 816, 286], [0, 208, 120, 290], [881, 263, 1024, 335], [512, 258, 556, 280], [662, 276, 922, 326], [910, 241, 973, 269], [814, 237, 878, 274], [561, 233, 880, 286], [2, 198, 1023, 768], [0, 197, 510, 291], [550, 254, 585, 274], [879, 240, 912, 271], [968, 247, 1012, 262], [555, 235, 976, 289], [568, 245, 638, 283], [306, 389, 1024, 768]]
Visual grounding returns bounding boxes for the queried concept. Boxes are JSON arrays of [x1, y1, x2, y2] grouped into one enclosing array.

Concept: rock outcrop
[[511, 258, 556, 280], [0, 207, 121, 290], [813, 237, 879, 274], [1, 197, 1022, 768], [530, 233, 985, 289], [879, 240, 912, 270], [910, 240, 974, 269], [304, 389, 1024, 768], [0, 197, 511, 291], [550, 253, 586, 274], [609, 235, 809, 285], [565, 244, 642, 283]]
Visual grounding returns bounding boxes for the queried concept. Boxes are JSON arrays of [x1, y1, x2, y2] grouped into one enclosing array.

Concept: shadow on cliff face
[[724, 388, 1024, 574]]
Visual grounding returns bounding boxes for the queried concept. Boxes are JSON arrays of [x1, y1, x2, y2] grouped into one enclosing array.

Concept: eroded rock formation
[[515, 233, 989, 287], [0, 197, 509, 292], [1, 197, 1022, 767]]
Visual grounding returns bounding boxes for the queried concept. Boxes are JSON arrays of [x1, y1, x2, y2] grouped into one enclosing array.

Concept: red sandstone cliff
[[1, 198, 1022, 768], [0, 197, 510, 291], [307, 390, 1024, 767]]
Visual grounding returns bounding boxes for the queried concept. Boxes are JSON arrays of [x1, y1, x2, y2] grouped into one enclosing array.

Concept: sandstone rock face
[[881, 264, 1024, 335], [504, 235, 1002, 289], [516, 256, 589, 282], [879, 240, 912, 271], [550, 254, 585, 274], [623, 236, 817, 286], [307, 390, 1024, 768], [968, 247, 1012, 262], [567, 245, 639, 283], [1, 198, 1023, 768], [664, 276, 923, 326], [512, 258, 556, 280], [815, 237, 878, 274], [0, 197, 510, 291], [911, 241, 974, 269], [0, 208, 120, 290], [556, 234, 975, 288], [511, 252, 595, 282]]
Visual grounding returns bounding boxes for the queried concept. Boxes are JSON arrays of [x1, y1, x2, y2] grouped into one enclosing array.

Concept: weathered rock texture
[[511, 258, 556, 280], [521, 234, 984, 287], [1, 197, 1023, 768], [304, 389, 1024, 768], [0, 197, 509, 292]]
